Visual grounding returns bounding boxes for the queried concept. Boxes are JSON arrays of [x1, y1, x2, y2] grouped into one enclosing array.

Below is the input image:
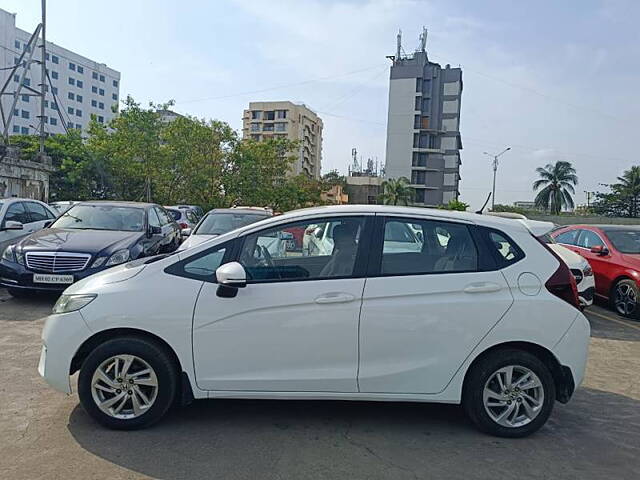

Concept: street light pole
[[483, 147, 511, 210]]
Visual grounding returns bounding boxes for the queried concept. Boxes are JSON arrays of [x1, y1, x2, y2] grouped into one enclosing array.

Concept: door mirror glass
[[3, 220, 23, 231], [216, 261, 247, 288]]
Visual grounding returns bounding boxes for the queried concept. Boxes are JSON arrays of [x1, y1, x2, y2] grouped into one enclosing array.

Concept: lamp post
[[483, 147, 511, 210]]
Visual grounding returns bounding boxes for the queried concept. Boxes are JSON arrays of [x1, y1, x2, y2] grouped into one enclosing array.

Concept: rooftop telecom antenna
[[418, 26, 428, 52]]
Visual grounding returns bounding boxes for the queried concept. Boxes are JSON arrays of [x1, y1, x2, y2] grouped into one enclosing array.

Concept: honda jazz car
[[39, 205, 589, 437]]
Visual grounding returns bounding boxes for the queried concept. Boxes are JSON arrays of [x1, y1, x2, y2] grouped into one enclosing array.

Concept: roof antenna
[[476, 192, 492, 214]]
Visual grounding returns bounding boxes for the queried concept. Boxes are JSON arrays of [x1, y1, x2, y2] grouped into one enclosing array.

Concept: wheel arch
[[70, 327, 195, 406], [462, 341, 574, 404]]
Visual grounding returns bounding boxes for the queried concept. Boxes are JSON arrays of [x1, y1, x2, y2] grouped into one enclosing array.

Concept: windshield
[[194, 212, 268, 235], [51, 204, 145, 232], [605, 230, 640, 254]]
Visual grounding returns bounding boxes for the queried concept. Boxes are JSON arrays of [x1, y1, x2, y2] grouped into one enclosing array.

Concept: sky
[[1, 0, 639, 209]]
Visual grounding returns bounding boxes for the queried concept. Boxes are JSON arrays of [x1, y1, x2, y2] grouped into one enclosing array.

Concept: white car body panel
[[549, 243, 595, 307], [38, 205, 589, 411]]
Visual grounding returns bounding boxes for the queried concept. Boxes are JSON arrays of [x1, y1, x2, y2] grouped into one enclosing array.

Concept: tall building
[[242, 101, 323, 179], [0, 8, 120, 136], [384, 30, 462, 206]]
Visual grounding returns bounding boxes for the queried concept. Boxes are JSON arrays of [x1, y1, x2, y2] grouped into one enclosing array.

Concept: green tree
[[378, 177, 414, 206], [321, 169, 346, 188], [439, 199, 469, 211], [593, 166, 640, 217], [532, 161, 578, 214]]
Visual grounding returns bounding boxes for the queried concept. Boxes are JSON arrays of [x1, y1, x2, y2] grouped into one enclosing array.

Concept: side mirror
[[216, 262, 247, 298], [2, 220, 23, 231], [181, 228, 192, 237], [148, 225, 162, 236], [314, 227, 323, 238], [590, 245, 609, 256]]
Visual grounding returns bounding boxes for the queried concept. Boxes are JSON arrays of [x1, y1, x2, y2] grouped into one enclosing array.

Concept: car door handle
[[463, 282, 502, 294], [315, 293, 355, 304]]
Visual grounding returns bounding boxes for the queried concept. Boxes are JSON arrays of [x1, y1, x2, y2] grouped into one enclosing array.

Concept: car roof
[[1, 197, 47, 203], [556, 224, 640, 232], [75, 200, 153, 209]]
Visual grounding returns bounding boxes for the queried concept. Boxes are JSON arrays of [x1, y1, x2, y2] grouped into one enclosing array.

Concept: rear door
[[358, 216, 514, 394]]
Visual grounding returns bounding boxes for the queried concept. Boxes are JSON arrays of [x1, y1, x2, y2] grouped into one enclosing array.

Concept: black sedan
[[0, 201, 180, 296]]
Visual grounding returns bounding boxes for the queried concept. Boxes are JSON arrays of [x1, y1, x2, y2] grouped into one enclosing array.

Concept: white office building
[[0, 8, 120, 136]]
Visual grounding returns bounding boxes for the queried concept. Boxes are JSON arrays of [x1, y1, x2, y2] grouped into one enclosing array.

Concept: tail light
[[534, 235, 581, 310], [179, 222, 189, 229]]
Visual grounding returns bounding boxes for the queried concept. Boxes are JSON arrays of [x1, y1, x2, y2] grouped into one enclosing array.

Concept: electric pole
[[39, 0, 47, 156], [483, 147, 511, 210]]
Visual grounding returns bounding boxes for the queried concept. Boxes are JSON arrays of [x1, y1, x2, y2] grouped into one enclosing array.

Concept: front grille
[[25, 252, 91, 273], [570, 268, 584, 285]]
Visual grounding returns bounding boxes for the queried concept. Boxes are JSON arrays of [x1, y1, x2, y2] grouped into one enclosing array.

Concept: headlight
[[105, 249, 130, 266], [1, 245, 14, 262], [583, 263, 593, 277], [91, 257, 106, 268], [53, 294, 97, 314], [1, 245, 24, 265]]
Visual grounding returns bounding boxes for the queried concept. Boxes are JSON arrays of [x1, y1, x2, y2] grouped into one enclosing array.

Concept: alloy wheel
[[482, 365, 545, 428], [90, 354, 159, 419], [614, 283, 637, 316]]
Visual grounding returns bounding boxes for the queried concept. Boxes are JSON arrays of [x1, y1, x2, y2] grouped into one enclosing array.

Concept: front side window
[[147, 208, 161, 228], [577, 230, 604, 249], [379, 218, 477, 275], [239, 217, 365, 282], [24, 202, 52, 222], [4, 202, 29, 225], [51, 205, 145, 232]]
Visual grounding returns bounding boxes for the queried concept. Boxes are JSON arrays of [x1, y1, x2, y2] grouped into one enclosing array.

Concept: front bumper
[[0, 258, 107, 293], [39, 310, 93, 394], [577, 275, 596, 307]]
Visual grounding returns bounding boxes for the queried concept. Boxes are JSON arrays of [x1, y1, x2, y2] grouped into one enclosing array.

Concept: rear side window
[[379, 217, 478, 275], [555, 229, 579, 245], [486, 230, 525, 267]]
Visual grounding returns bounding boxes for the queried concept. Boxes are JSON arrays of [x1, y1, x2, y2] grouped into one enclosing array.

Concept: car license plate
[[33, 274, 74, 284]]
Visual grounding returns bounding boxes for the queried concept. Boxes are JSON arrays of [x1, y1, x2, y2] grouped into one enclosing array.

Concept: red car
[[551, 225, 640, 319]]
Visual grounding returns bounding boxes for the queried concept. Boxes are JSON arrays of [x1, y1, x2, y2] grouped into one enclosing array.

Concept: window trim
[[236, 215, 374, 284], [366, 215, 491, 278]]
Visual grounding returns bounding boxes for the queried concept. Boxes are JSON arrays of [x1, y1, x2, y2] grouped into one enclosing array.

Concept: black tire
[[462, 349, 555, 438], [7, 287, 30, 298], [610, 279, 640, 320], [78, 336, 178, 430]]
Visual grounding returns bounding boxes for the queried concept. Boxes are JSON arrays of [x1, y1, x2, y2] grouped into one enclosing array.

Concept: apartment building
[[242, 101, 323, 179], [0, 8, 120, 136], [384, 32, 462, 206]]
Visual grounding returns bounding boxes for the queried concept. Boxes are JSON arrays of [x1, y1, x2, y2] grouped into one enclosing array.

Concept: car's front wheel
[[611, 279, 639, 320], [463, 349, 555, 438], [78, 336, 178, 430]]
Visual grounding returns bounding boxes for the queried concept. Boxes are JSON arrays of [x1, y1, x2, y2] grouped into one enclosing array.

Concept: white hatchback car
[[39, 206, 589, 437]]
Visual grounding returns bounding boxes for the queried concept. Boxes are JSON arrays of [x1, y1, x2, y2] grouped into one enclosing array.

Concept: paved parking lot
[[1, 289, 639, 480]]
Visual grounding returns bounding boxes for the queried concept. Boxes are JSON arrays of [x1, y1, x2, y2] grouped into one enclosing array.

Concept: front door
[[192, 215, 371, 392], [358, 216, 514, 394]]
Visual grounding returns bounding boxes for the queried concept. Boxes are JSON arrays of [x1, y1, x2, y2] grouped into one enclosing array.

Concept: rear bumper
[[553, 311, 590, 398]]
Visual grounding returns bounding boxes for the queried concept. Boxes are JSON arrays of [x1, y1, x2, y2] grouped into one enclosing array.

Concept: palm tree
[[533, 161, 578, 214], [616, 166, 640, 217], [379, 177, 414, 206]]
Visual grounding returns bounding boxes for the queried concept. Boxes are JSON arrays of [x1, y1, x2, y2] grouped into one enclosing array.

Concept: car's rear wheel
[[78, 336, 177, 430], [463, 349, 555, 438], [611, 279, 639, 320]]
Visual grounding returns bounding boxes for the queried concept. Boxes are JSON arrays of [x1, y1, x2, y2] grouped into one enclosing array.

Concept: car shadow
[[67, 388, 640, 480]]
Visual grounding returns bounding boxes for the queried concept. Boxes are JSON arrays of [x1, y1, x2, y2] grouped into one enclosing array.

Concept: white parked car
[[39, 205, 589, 437], [0, 198, 57, 254]]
